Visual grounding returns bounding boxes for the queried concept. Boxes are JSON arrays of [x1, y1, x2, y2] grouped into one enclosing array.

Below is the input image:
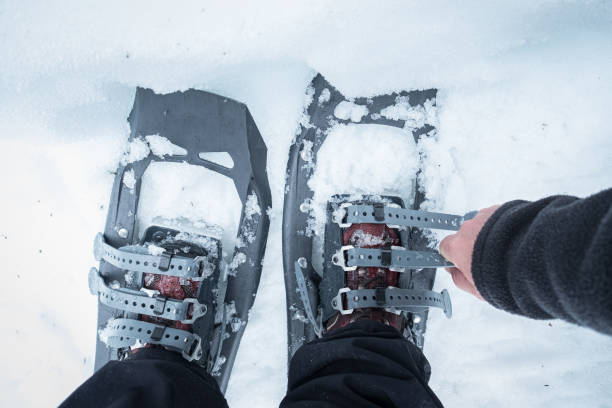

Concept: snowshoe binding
[[89, 88, 271, 392], [283, 74, 473, 359]]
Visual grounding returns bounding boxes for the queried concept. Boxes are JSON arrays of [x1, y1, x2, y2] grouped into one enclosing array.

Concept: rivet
[[117, 228, 129, 238], [297, 257, 308, 268]]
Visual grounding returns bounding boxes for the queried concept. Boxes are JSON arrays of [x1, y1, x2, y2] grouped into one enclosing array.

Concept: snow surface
[[1, 1, 612, 407]]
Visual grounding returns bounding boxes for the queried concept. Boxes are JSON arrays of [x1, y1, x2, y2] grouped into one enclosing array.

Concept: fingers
[[446, 267, 484, 300], [447, 267, 471, 292], [439, 233, 455, 261]]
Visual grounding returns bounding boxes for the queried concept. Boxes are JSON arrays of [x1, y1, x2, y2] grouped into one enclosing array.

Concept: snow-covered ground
[[1, 1, 612, 407]]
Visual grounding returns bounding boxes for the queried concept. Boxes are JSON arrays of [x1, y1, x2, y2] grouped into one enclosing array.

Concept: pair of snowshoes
[[89, 76, 473, 392]]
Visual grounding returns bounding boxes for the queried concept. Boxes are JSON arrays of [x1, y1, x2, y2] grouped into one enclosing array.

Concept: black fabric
[[472, 187, 612, 335], [59, 347, 228, 408], [281, 320, 442, 408], [61, 321, 440, 408]]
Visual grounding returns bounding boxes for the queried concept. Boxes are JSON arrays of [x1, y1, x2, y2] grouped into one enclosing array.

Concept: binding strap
[[333, 204, 476, 230], [333, 246, 453, 271], [100, 318, 203, 361], [94, 233, 205, 280], [294, 261, 322, 337], [89, 268, 207, 324], [331, 287, 452, 318]]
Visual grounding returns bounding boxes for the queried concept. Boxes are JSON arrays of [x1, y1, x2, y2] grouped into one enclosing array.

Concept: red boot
[[325, 223, 407, 333]]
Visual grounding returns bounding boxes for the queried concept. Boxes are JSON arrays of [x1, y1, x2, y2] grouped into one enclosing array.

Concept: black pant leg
[[281, 320, 443, 408], [59, 348, 228, 408]]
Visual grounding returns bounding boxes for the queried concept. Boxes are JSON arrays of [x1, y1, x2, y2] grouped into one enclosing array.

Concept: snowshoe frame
[[91, 88, 271, 392], [283, 74, 451, 359]]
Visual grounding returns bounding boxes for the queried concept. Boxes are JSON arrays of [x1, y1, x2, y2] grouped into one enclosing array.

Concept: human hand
[[439, 205, 501, 300]]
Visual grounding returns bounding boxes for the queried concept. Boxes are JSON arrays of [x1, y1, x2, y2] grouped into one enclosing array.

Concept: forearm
[[472, 188, 612, 335]]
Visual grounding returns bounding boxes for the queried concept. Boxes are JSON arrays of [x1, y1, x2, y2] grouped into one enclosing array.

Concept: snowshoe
[[89, 88, 271, 392], [282, 74, 473, 359]]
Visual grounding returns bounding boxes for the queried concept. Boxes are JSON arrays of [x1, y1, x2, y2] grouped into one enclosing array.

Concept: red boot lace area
[[325, 223, 407, 333], [131, 260, 201, 353]]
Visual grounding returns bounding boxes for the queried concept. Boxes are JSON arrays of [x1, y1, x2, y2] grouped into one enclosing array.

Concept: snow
[[145, 135, 188, 158], [199, 152, 235, 169], [380, 97, 438, 130], [333, 100, 369, 122], [307, 123, 419, 237], [146, 244, 165, 256], [136, 161, 241, 251], [243, 193, 261, 221], [120, 137, 150, 165], [122, 169, 136, 190], [317, 88, 331, 106], [1, 1, 612, 407]]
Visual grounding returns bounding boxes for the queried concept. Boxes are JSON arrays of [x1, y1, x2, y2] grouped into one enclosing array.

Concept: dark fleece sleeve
[[471, 187, 612, 335]]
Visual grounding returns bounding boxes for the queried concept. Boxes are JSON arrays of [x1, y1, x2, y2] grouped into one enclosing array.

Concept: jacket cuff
[[471, 200, 526, 312]]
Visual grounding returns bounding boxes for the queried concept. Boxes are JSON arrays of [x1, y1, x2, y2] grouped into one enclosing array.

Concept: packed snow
[[1, 1, 612, 408], [136, 161, 242, 251], [199, 152, 235, 169], [121, 169, 136, 190], [145, 135, 188, 158], [120, 137, 150, 165], [333, 100, 369, 122]]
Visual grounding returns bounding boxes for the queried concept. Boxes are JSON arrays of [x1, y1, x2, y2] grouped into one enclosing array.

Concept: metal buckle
[[332, 202, 353, 228], [182, 334, 203, 362], [380, 248, 392, 267], [159, 252, 172, 271], [151, 326, 166, 341], [181, 298, 207, 324], [331, 245, 357, 271], [153, 296, 167, 315], [373, 203, 385, 222], [375, 287, 386, 306], [331, 287, 353, 315], [189, 256, 208, 281]]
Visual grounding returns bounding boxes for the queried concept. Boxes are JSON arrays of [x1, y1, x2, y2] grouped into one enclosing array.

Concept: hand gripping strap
[[89, 268, 207, 324], [334, 204, 475, 231], [294, 261, 322, 337], [331, 287, 452, 318], [100, 318, 203, 361], [334, 246, 454, 270], [94, 233, 204, 280]]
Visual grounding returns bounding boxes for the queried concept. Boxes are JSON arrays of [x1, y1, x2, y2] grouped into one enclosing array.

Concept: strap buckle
[[331, 287, 353, 315], [182, 333, 203, 362], [159, 252, 172, 271], [331, 202, 353, 228], [181, 298, 208, 324], [331, 245, 357, 271]]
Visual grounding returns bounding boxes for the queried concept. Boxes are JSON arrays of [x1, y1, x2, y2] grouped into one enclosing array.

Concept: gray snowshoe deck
[[91, 87, 271, 392], [282, 74, 460, 360]]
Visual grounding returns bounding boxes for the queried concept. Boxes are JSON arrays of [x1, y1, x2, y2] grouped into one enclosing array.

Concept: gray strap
[[100, 318, 203, 361], [294, 260, 322, 337], [331, 287, 452, 318], [334, 204, 473, 231], [94, 233, 204, 279], [89, 268, 207, 324], [335, 246, 453, 270]]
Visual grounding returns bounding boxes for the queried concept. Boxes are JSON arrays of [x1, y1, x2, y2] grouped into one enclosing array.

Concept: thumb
[[439, 233, 456, 262]]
